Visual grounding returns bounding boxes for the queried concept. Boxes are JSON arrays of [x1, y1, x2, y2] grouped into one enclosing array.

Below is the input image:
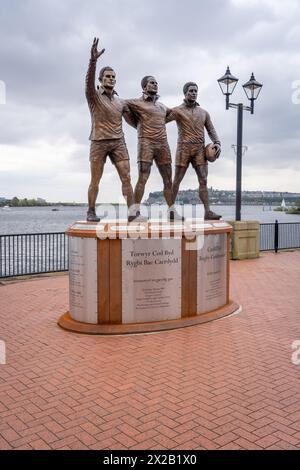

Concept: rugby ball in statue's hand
[[205, 143, 217, 162]]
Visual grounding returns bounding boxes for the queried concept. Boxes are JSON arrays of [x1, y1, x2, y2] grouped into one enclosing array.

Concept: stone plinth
[[228, 220, 260, 260], [58, 219, 239, 334]]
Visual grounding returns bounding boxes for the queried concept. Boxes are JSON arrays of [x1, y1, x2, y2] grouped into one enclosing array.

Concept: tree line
[[0, 197, 50, 207]]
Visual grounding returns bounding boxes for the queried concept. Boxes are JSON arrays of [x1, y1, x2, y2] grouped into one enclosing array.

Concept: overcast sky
[[0, 0, 299, 202]]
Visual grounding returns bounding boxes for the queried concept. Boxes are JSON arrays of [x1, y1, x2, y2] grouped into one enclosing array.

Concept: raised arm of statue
[[91, 37, 105, 61], [85, 37, 105, 105]]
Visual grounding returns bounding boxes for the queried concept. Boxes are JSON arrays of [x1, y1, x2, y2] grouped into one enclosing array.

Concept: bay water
[[0, 204, 299, 235]]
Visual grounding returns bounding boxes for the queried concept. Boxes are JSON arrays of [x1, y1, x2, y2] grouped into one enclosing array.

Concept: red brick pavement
[[0, 251, 300, 450]]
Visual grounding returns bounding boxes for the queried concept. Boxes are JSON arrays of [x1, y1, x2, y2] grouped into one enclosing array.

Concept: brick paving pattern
[[0, 251, 300, 450]]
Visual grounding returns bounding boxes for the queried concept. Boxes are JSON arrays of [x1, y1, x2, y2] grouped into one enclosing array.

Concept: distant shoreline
[[0, 202, 127, 208], [1, 202, 300, 208]]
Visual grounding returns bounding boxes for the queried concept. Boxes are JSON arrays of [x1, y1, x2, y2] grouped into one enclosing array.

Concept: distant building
[[144, 189, 300, 206]]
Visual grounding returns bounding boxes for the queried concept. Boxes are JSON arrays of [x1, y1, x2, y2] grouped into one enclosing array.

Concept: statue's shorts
[[137, 138, 172, 166], [176, 143, 206, 168], [89, 138, 129, 165]]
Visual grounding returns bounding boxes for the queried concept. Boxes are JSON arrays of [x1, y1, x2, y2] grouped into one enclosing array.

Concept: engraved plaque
[[110, 225, 147, 231], [69, 237, 98, 324], [72, 223, 104, 231], [213, 222, 231, 228], [197, 233, 227, 314], [122, 239, 182, 323], [150, 224, 184, 231]]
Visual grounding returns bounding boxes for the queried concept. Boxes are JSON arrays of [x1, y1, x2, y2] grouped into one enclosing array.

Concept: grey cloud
[[0, 0, 277, 105]]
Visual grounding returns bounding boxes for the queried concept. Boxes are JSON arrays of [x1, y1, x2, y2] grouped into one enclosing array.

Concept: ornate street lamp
[[243, 73, 263, 114], [217, 66, 239, 110], [218, 67, 263, 220]]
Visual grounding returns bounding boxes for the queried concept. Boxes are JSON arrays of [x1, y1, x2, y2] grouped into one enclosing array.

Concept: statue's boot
[[128, 204, 148, 223], [128, 210, 148, 223], [87, 208, 101, 222], [204, 210, 222, 220], [168, 208, 185, 222]]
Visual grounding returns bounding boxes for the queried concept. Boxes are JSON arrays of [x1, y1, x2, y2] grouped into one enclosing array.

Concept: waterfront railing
[[260, 221, 300, 252], [0, 222, 299, 278], [0, 232, 68, 278]]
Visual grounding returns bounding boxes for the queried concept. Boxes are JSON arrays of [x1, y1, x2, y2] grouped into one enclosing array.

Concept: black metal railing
[[260, 221, 300, 252], [0, 232, 68, 278], [0, 222, 299, 278], [260, 223, 275, 251]]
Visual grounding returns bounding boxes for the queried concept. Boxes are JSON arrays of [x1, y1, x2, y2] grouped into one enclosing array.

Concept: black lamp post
[[218, 67, 263, 221]]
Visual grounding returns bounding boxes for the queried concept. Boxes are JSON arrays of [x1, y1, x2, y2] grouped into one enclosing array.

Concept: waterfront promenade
[[0, 251, 300, 450]]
